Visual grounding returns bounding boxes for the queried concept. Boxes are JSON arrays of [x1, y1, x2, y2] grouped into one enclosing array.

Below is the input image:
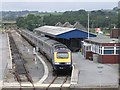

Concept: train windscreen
[[57, 52, 69, 59]]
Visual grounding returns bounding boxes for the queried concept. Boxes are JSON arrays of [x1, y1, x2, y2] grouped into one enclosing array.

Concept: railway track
[[46, 75, 69, 90], [16, 29, 71, 88], [6, 29, 71, 90], [8, 31, 35, 90]]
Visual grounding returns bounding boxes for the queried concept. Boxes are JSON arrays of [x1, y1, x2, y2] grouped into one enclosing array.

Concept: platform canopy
[[34, 26, 96, 39]]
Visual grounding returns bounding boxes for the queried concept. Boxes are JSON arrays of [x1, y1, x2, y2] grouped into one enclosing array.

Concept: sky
[[1, 0, 119, 12], [1, 0, 120, 2]]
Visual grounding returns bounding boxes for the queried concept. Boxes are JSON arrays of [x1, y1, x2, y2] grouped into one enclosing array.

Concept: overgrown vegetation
[[16, 8, 119, 31]]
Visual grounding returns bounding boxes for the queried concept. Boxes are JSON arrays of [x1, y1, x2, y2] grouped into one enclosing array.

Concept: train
[[18, 29, 72, 74]]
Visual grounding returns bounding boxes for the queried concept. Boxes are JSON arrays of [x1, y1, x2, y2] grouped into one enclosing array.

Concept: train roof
[[22, 29, 68, 49], [23, 29, 38, 38], [38, 36, 49, 41], [42, 37, 67, 48], [45, 39, 64, 47]]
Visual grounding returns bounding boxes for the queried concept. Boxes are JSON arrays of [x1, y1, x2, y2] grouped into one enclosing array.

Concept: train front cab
[[53, 50, 72, 74]]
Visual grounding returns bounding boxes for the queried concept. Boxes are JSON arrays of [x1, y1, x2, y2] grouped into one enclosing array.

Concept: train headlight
[[66, 62, 71, 65], [55, 62, 60, 65]]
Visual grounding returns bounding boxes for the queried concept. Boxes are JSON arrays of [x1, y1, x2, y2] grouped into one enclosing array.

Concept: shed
[[82, 35, 120, 64], [34, 26, 96, 51], [34, 26, 96, 39]]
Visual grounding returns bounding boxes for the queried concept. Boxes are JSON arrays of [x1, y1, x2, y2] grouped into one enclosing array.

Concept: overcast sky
[[1, 1, 119, 12], [1, 0, 120, 2]]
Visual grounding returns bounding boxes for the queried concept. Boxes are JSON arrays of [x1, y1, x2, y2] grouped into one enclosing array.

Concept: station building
[[34, 25, 96, 52], [82, 36, 120, 64], [110, 28, 120, 38]]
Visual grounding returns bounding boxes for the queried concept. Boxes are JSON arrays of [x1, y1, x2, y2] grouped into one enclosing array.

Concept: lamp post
[[88, 12, 90, 39]]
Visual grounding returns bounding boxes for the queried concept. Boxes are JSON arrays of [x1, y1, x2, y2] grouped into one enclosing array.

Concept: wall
[[110, 29, 119, 38], [98, 55, 119, 64]]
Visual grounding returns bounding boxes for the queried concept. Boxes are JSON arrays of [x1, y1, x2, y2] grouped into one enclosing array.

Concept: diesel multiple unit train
[[19, 29, 72, 73]]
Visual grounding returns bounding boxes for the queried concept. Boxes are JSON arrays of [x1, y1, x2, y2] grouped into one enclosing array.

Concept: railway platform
[[71, 52, 119, 89], [1, 29, 119, 90], [0, 32, 11, 90], [3, 30, 45, 85]]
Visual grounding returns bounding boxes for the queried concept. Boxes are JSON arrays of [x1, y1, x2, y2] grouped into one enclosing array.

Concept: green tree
[[16, 14, 43, 31], [16, 9, 118, 31], [118, 10, 120, 28], [16, 17, 26, 28]]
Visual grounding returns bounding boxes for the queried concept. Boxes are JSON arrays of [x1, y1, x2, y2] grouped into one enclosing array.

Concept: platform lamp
[[117, 2, 120, 87], [118, 10, 120, 86], [118, 31, 120, 86], [88, 11, 90, 39]]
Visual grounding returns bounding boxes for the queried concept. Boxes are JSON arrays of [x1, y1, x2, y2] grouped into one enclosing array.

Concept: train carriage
[[19, 29, 72, 74]]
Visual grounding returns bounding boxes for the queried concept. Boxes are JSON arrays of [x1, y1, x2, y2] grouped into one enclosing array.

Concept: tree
[[16, 9, 118, 30], [16, 17, 25, 28], [118, 10, 120, 28], [16, 14, 43, 31]]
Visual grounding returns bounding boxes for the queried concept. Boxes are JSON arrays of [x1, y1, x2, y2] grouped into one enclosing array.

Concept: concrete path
[[72, 52, 119, 88], [0, 32, 9, 89]]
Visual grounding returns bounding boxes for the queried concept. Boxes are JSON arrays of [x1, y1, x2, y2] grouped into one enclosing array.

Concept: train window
[[57, 52, 69, 59]]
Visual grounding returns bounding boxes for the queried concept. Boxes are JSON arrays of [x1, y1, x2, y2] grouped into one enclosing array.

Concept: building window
[[116, 50, 120, 54], [104, 47, 114, 50], [116, 47, 120, 54], [103, 47, 114, 55], [92, 44, 95, 52], [96, 45, 99, 54], [99, 46, 102, 54], [104, 50, 114, 54], [86, 46, 91, 51]]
